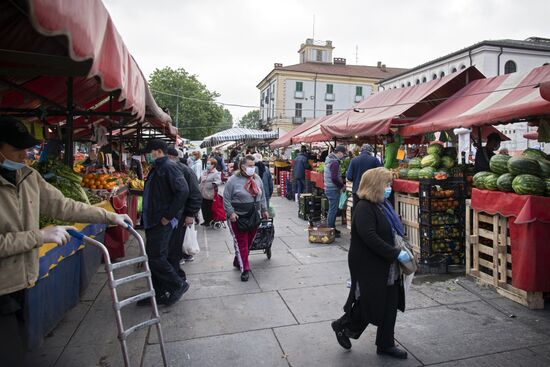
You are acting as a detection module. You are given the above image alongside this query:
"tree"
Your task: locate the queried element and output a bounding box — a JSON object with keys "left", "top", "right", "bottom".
{"left": 238, "top": 110, "right": 261, "bottom": 129}
{"left": 148, "top": 67, "right": 233, "bottom": 140}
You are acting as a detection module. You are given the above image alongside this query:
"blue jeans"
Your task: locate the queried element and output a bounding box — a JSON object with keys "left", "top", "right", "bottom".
{"left": 325, "top": 188, "right": 340, "bottom": 229}
{"left": 295, "top": 178, "right": 305, "bottom": 195}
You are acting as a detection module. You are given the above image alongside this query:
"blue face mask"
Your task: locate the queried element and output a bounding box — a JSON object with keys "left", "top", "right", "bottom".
{"left": 146, "top": 153, "right": 155, "bottom": 164}
{"left": 0, "top": 152, "right": 25, "bottom": 171}
{"left": 384, "top": 187, "right": 392, "bottom": 199}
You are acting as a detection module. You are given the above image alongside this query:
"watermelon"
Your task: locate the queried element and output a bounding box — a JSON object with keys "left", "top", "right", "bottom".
{"left": 421, "top": 154, "right": 440, "bottom": 168}
{"left": 427, "top": 143, "right": 443, "bottom": 156}
{"left": 407, "top": 168, "right": 420, "bottom": 180}
{"left": 483, "top": 173, "right": 500, "bottom": 191}
{"left": 398, "top": 168, "right": 409, "bottom": 179}
{"left": 440, "top": 156, "right": 455, "bottom": 169}
{"left": 409, "top": 157, "right": 422, "bottom": 169}
{"left": 537, "top": 159, "right": 550, "bottom": 179}
{"left": 507, "top": 157, "right": 542, "bottom": 177}
{"left": 512, "top": 174, "right": 546, "bottom": 196}
{"left": 442, "top": 147, "right": 458, "bottom": 160}
{"left": 522, "top": 148, "right": 547, "bottom": 160}
{"left": 418, "top": 167, "right": 436, "bottom": 179}
{"left": 473, "top": 171, "right": 493, "bottom": 189}
{"left": 496, "top": 173, "right": 514, "bottom": 192}
{"left": 489, "top": 154, "right": 511, "bottom": 175}
{"left": 545, "top": 178, "right": 550, "bottom": 196}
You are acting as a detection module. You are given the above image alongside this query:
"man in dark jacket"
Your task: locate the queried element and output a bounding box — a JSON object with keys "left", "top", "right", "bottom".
{"left": 324, "top": 145, "right": 347, "bottom": 237}
{"left": 166, "top": 147, "right": 202, "bottom": 279}
{"left": 474, "top": 133, "right": 501, "bottom": 173}
{"left": 140, "top": 139, "right": 190, "bottom": 306}
{"left": 213, "top": 151, "right": 226, "bottom": 172}
{"left": 293, "top": 146, "right": 311, "bottom": 197}
{"left": 346, "top": 144, "right": 382, "bottom": 209}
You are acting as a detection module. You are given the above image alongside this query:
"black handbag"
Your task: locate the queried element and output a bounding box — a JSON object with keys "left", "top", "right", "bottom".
{"left": 236, "top": 197, "right": 261, "bottom": 232}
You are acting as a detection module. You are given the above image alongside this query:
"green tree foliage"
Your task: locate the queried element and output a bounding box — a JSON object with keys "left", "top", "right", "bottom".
{"left": 149, "top": 67, "right": 233, "bottom": 140}
{"left": 238, "top": 110, "right": 261, "bottom": 129}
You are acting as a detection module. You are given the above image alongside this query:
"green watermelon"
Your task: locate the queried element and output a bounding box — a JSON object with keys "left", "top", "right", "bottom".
{"left": 427, "top": 143, "right": 443, "bottom": 156}
{"left": 484, "top": 173, "right": 500, "bottom": 191}
{"left": 522, "top": 148, "right": 547, "bottom": 160}
{"left": 409, "top": 157, "right": 422, "bottom": 169}
{"left": 398, "top": 168, "right": 409, "bottom": 179}
{"left": 489, "top": 154, "right": 511, "bottom": 175}
{"left": 407, "top": 168, "right": 420, "bottom": 180}
{"left": 442, "top": 147, "right": 458, "bottom": 160}
{"left": 440, "top": 156, "right": 455, "bottom": 169}
{"left": 418, "top": 167, "right": 436, "bottom": 179}
{"left": 473, "top": 171, "right": 493, "bottom": 189}
{"left": 537, "top": 159, "right": 550, "bottom": 179}
{"left": 421, "top": 154, "right": 440, "bottom": 168}
{"left": 436, "top": 167, "right": 449, "bottom": 174}
{"left": 512, "top": 174, "right": 546, "bottom": 196}
{"left": 496, "top": 173, "right": 515, "bottom": 192}
{"left": 507, "top": 157, "right": 542, "bottom": 177}
{"left": 545, "top": 178, "right": 550, "bottom": 196}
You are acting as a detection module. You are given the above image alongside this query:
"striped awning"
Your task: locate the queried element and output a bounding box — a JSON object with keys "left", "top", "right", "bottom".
{"left": 201, "top": 128, "right": 278, "bottom": 148}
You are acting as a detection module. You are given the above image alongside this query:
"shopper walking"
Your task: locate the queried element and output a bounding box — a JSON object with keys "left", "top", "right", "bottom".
{"left": 331, "top": 167, "right": 410, "bottom": 359}
{"left": 255, "top": 156, "right": 274, "bottom": 209}
{"left": 223, "top": 155, "right": 268, "bottom": 282}
{"left": 199, "top": 158, "right": 222, "bottom": 225}
{"left": 324, "top": 145, "right": 347, "bottom": 237}
{"left": 188, "top": 151, "right": 203, "bottom": 180}
{"left": 201, "top": 152, "right": 208, "bottom": 170}
{"left": 140, "top": 139, "right": 190, "bottom": 307}
{"left": 293, "top": 146, "right": 310, "bottom": 197}
{"left": 346, "top": 144, "right": 382, "bottom": 210}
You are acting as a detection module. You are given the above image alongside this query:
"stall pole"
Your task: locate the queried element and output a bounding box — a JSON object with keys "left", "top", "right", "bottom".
{"left": 64, "top": 77, "right": 75, "bottom": 166}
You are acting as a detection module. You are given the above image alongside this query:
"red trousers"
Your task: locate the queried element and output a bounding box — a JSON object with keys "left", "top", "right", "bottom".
{"left": 229, "top": 221, "right": 257, "bottom": 272}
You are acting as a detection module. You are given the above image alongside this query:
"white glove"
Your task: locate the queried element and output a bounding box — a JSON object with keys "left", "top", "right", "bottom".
{"left": 40, "top": 226, "right": 76, "bottom": 246}
{"left": 112, "top": 214, "right": 133, "bottom": 227}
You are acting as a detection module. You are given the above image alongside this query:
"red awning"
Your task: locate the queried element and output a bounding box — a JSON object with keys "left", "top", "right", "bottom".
{"left": 524, "top": 131, "right": 538, "bottom": 140}
{"left": 292, "top": 113, "right": 340, "bottom": 143}
{"left": 270, "top": 115, "right": 332, "bottom": 147}
{"left": 400, "top": 65, "right": 550, "bottom": 137}
{"left": 320, "top": 67, "right": 485, "bottom": 139}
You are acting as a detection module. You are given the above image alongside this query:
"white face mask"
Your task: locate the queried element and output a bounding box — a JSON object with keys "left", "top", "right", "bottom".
{"left": 245, "top": 167, "right": 256, "bottom": 176}
{"left": 206, "top": 163, "right": 212, "bottom": 169}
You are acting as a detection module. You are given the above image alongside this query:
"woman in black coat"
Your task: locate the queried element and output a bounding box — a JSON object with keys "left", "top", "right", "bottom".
{"left": 331, "top": 167, "right": 411, "bottom": 359}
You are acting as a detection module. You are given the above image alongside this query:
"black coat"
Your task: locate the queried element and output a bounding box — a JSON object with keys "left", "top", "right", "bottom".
{"left": 176, "top": 162, "right": 203, "bottom": 218}
{"left": 344, "top": 199, "right": 405, "bottom": 326}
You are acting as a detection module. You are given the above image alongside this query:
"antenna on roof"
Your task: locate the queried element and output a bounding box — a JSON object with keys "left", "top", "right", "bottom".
{"left": 355, "top": 45, "right": 359, "bottom": 65}
{"left": 312, "top": 14, "right": 315, "bottom": 40}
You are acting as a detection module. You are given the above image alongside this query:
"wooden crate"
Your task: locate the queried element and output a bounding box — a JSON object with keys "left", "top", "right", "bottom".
{"left": 394, "top": 193, "right": 420, "bottom": 258}
{"left": 465, "top": 200, "right": 545, "bottom": 309}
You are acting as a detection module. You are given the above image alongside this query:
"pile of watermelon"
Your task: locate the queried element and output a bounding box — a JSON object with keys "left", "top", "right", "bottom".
{"left": 473, "top": 148, "right": 550, "bottom": 196}
{"left": 399, "top": 143, "right": 457, "bottom": 180}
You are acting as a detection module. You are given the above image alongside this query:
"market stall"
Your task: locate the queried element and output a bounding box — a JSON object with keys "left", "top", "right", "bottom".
{"left": 200, "top": 127, "right": 278, "bottom": 148}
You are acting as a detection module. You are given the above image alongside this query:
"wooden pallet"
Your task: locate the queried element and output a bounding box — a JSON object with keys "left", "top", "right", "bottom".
{"left": 394, "top": 193, "right": 420, "bottom": 258}
{"left": 465, "top": 200, "right": 545, "bottom": 309}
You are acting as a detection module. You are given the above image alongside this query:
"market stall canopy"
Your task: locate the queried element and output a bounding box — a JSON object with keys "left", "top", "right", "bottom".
{"left": 524, "top": 131, "right": 538, "bottom": 140}
{"left": 270, "top": 115, "right": 332, "bottom": 148}
{"left": 400, "top": 65, "right": 550, "bottom": 137}
{"left": 212, "top": 141, "right": 237, "bottom": 151}
{"left": 0, "top": 0, "right": 175, "bottom": 139}
{"left": 200, "top": 127, "right": 278, "bottom": 148}
{"left": 291, "top": 113, "right": 340, "bottom": 143}
{"left": 320, "top": 66, "right": 485, "bottom": 139}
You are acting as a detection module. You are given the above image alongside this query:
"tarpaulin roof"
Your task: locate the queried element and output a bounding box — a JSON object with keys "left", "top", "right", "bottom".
{"left": 0, "top": 0, "right": 176, "bottom": 139}
{"left": 201, "top": 127, "right": 278, "bottom": 148}
{"left": 270, "top": 115, "right": 332, "bottom": 148}
{"left": 320, "top": 66, "right": 485, "bottom": 139}
{"left": 400, "top": 65, "right": 550, "bottom": 137}
{"left": 291, "top": 114, "right": 340, "bottom": 143}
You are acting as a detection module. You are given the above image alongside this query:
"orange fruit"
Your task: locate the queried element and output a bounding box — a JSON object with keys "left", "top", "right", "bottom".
{"left": 90, "top": 185, "right": 97, "bottom": 190}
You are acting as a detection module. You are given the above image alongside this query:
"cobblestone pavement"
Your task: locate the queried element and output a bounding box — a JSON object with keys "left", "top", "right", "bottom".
{"left": 26, "top": 195, "right": 550, "bottom": 367}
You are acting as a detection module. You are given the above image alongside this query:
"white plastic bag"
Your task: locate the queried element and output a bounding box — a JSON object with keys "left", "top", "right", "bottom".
{"left": 404, "top": 272, "right": 414, "bottom": 295}
{"left": 182, "top": 224, "right": 200, "bottom": 256}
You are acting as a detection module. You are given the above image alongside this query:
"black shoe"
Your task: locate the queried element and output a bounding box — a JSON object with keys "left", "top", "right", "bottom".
{"left": 137, "top": 291, "right": 169, "bottom": 307}
{"left": 241, "top": 271, "right": 249, "bottom": 282}
{"left": 164, "top": 282, "right": 190, "bottom": 307}
{"left": 200, "top": 222, "right": 208, "bottom": 226}
{"left": 377, "top": 346, "right": 408, "bottom": 359}
{"left": 182, "top": 254, "right": 194, "bottom": 262}
{"left": 334, "top": 229, "right": 341, "bottom": 238}
{"left": 331, "top": 320, "right": 351, "bottom": 350}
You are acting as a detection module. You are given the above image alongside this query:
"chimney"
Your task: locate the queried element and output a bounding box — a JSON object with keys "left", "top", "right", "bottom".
{"left": 274, "top": 63, "right": 283, "bottom": 68}
{"left": 377, "top": 61, "right": 382, "bottom": 68}
{"left": 381, "top": 64, "right": 387, "bottom": 72}
{"left": 333, "top": 57, "right": 346, "bottom": 65}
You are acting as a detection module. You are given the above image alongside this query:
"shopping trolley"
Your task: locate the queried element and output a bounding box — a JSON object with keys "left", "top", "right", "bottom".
{"left": 68, "top": 226, "right": 167, "bottom": 367}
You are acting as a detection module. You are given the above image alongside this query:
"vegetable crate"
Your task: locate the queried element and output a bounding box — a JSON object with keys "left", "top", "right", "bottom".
{"left": 308, "top": 226, "right": 335, "bottom": 244}
{"left": 346, "top": 181, "right": 353, "bottom": 230}
{"left": 394, "top": 193, "right": 420, "bottom": 259}
{"left": 298, "top": 194, "right": 323, "bottom": 221}
{"left": 465, "top": 200, "right": 545, "bottom": 309}
{"left": 304, "top": 179, "right": 314, "bottom": 194}
{"left": 418, "top": 178, "right": 466, "bottom": 268}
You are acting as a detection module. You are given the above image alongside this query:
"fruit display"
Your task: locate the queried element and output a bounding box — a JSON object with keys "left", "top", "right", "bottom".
{"left": 398, "top": 168, "right": 409, "bottom": 179}
{"left": 546, "top": 178, "right": 550, "bottom": 195}
{"left": 507, "top": 156, "right": 541, "bottom": 177}
{"left": 421, "top": 154, "right": 440, "bottom": 168}
{"left": 431, "top": 189, "right": 455, "bottom": 198}
{"left": 404, "top": 144, "right": 459, "bottom": 182}
{"left": 483, "top": 172, "right": 500, "bottom": 191}
{"left": 512, "top": 174, "right": 546, "bottom": 196}
{"left": 418, "top": 166, "right": 436, "bottom": 179}
{"left": 409, "top": 157, "right": 422, "bottom": 169}
{"left": 489, "top": 154, "right": 510, "bottom": 174}
{"left": 522, "top": 148, "right": 547, "bottom": 160}
{"left": 421, "top": 212, "right": 459, "bottom": 225}
{"left": 496, "top": 173, "right": 514, "bottom": 192}
{"left": 82, "top": 173, "right": 118, "bottom": 190}
{"left": 129, "top": 178, "right": 145, "bottom": 190}
{"left": 407, "top": 168, "right": 420, "bottom": 180}
{"left": 33, "top": 159, "right": 90, "bottom": 204}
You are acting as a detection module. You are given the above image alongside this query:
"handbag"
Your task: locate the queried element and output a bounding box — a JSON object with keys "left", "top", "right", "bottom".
{"left": 236, "top": 196, "right": 261, "bottom": 232}
{"left": 338, "top": 191, "right": 349, "bottom": 210}
{"left": 394, "top": 233, "right": 418, "bottom": 275}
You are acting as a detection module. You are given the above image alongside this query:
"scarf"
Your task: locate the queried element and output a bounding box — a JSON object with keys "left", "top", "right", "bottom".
{"left": 378, "top": 199, "right": 405, "bottom": 237}
{"left": 243, "top": 173, "right": 260, "bottom": 198}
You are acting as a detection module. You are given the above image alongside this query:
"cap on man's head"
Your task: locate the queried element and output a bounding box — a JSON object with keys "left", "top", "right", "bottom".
{"left": 487, "top": 132, "right": 502, "bottom": 142}
{"left": 300, "top": 145, "right": 308, "bottom": 153}
{"left": 167, "top": 146, "right": 179, "bottom": 157}
{"left": 361, "top": 144, "right": 374, "bottom": 154}
{"left": 334, "top": 145, "right": 347, "bottom": 154}
{"left": 143, "top": 139, "right": 167, "bottom": 154}
{"left": 0, "top": 116, "right": 40, "bottom": 149}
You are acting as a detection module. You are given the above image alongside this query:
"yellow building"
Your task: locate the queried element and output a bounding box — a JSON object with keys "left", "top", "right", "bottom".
{"left": 256, "top": 39, "right": 407, "bottom": 134}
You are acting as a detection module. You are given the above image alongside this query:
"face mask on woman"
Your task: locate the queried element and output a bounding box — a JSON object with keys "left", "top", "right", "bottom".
{"left": 243, "top": 166, "right": 256, "bottom": 177}
{"left": 0, "top": 152, "right": 25, "bottom": 171}
{"left": 206, "top": 163, "right": 212, "bottom": 170}
{"left": 384, "top": 186, "right": 392, "bottom": 199}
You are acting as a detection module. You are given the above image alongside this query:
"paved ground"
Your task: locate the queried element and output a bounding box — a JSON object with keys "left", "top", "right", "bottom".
{"left": 26, "top": 195, "right": 550, "bottom": 367}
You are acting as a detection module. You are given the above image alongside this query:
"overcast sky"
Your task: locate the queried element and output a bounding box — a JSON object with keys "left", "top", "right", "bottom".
{"left": 103, "top": 0, "right": 550, "bottom": 122}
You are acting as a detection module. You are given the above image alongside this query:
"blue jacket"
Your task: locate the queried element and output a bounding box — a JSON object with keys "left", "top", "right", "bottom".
{"left": 324, "top": 153, "right": 343, "bottom": 191}
{"left": 142, "top": 156, "right": 189, "bottom": 229}
{"left": 293, "top": 153, "right": 310, "bottom": 180}
{"left": 346, "top": 152, "right": 382, "bottom": 193}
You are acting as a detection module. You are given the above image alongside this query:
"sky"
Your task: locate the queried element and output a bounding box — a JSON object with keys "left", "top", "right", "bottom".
{"left": 103, "top": 0, "right": 550, "bottom": 123}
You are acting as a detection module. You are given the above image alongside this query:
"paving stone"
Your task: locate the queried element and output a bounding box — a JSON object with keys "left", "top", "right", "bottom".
{"left": 149, "top": 291, "right": 297, "bottom": 342}
{"left": 395, "top": 301, "right": 550, "bottom": 365}
{"left": 432, "top": 348, "right": 550, "bottom": 367}
{"left": 413, "top": 279, "right": 481, "bottom": 305}
{"left": 274, "top": 321, "right": 422, "bottom": 367}
{"left": 183, "top": 252, "right": 243, "bottom": 275}
{"left": 40, "top": 301, "right": 92, "bottom": 348}
{"left": 23, "top": 346, "right": 62, "bottom": 367}
{"left": 184, "top": 271, "right": 261, "bottom": 300}
{"left": 529, "top": 343, "right": 550, "bottom": 361}
{"left": 405, "top": 289, "right": 441, "bottom": 310}
{"left": 454, "top": 276, "right": 502, "bottom": 300}
{"left": 142, "top": 329, "right": 288, "bottom": 367}
{"left": 279, "top": 284, "right": 349, "bottom": 323}
{"left": 248, "top": 250, "right": 302, "bottom": 268}
{"left": 253, "top": 261, "right": 349, "bottom": 291}
{"left": 488, "top": 297, "right": 550, "bottom": 337}
{"left": 289, "top": 246, "right": 348, "bottom": 264}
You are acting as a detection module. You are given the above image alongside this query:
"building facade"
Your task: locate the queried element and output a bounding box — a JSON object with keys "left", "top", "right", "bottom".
{"left": 257, "top": 39, "right": 407, "bottom": 134}
{"left": 378, "top": 37, "right": 550, "bottom": 153}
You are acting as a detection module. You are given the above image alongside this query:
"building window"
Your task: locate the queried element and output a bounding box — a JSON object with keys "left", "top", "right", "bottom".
{"left": 355, "top": 86, "right": 363, "bottom": 96}
{"left": 460, "top": 64, "right": 466, "bottom": 70}
{"left": 295, "top": 103, "right": 302, "bottom": 118}
{"left": 296, "top": 81, "right": 303, "bottom": 92}
{"left": 401, "top": 83, "right": 405, "bottom": 88}
{"left": 326, "top": 104, "right": 333, "bottom": 115}
{"left": 440, "top": 71, "right": 445, "bottom": 78}
{"left": 316, "top": 50, "right": 323, "bottom": 62}
{"left": 406, "top": 81, "right": 411, "bottom": 87}
{"left": 415, "top": 79, "right": 420, "bottom": 85}
{"left": 432, "top": 74, "right": 437, "bottom": 80}
{"left": 504, "top": 60, "right": 517, "bottom": 74}
{"left": 451, "top": 67, "right": 457, "bottom": 73}
{"left": 326, "top": 84, "right": 333, "bottom": 94}
{"left": 543, "top": 63, "right": 549, "bottom": 66}
{"left": 261, "top": 92, "right": 265, "bottom": 106}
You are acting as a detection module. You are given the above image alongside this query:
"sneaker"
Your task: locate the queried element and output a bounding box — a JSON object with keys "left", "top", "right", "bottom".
{"left": 241, "top": 271, "right": 249, "bottom": 282}
{"left": 137, "top": 291, "right": 169, "bottom": 307}
{"left": 334, "top": 229, "right": 342, "bottom": 238}
{"left": 331, "top": 320, "right": 351, "bottom": 350}
{"left": 376, "top": 346, "right": 408, "bottom": 359}
{"left": 182, "top": 254, "right": 194, "bottom": 262}
{"left": 164, "top": 282, "right": 190, "bottom": 307}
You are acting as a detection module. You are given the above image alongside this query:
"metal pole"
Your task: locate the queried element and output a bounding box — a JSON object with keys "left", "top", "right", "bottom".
{"left": 175, "top": 95, "right": 179, "bottom": 131}
{"left": 64, "top": 77, "right": 74, "bottom": 166}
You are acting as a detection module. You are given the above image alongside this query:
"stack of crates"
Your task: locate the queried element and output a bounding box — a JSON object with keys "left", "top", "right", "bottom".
{"left": 279, "top": 171, "right": 290, "bottom": 198}
{"left": 418, "top": 178, "right": 466, "bottom": 269}
{"left": 304, "top": 179, "right": 314, "bottom": 194}
{"left": 299, "top": 193, "right": 323, "bottom": 221}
